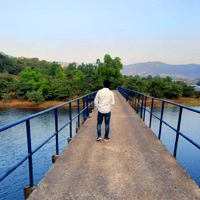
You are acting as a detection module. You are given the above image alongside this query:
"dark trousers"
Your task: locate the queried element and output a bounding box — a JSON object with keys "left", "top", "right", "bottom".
{"left": 97, "top": 111, "right": 111, "bottom": 138}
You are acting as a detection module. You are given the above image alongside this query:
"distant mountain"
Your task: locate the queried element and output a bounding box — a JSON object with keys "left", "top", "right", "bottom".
{"left": 122, "top": 62, "right": 200, "bottom": 80}
{"left": 0, "top": 51, "right": 14, "bottom": 58}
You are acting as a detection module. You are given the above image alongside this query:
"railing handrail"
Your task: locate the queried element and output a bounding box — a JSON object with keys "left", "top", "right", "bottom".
{"left": 122, "top": 88, "right": 200, "bottom": 114}
{"left": 0, "top": 91, "right": 97, "bottom": 187}
{"left": 118, "top": 87, "right": 200, "bottom": 158}
{"left": 0, "top": 91, "right": 96, "bottom": 132}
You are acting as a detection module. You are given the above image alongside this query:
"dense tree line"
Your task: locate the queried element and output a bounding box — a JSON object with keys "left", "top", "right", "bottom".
{"left": 122, "top": 75, "right": 196, "bottom": 99}
{"left": 0, "top": 54, "right": 123, "bottom": 103}
{"left": 0, "top": 53, "right": 197, "bottom": 104}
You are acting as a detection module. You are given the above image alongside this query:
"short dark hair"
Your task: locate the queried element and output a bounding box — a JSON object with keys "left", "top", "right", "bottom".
{"left": 103, "top": 80, "right": 111, "bottom": 88}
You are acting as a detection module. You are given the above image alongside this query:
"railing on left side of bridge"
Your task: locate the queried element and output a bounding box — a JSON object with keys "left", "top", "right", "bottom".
{"left": 0, "top": 91, "right": 97, "bottom": 198}
{"left": 118, "top": 87, "right": 200, "bottom": 158}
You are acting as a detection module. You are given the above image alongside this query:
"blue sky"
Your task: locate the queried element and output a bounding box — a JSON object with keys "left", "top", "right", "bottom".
{"left": 0, "top": 0, "right": 200, "bottom": 65}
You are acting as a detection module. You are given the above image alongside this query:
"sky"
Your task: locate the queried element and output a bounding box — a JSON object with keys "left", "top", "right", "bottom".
{"left": 0, "top": 0, "right": 200, "bottom": 65}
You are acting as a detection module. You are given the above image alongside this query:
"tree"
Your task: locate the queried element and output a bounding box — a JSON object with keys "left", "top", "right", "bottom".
{"left": 176, "top": 81, "right": 195, "bottom": 97}
{"left": 96, "top": 54, "right": 123, "bottom": 89}
{"left": 15, "top": 67, "right": 41, "bottom": 99}
{"left": 0, "top": 72, "right": 15, "bottom": 94}
{"left": 163, "top": 76, "right": 172, "bottom": 83}
{"left": 72, "top": 70, "right": 85, "bottom": 94}
{"left": 48, "top": 79, "right": 72, "bottom": 100}
{"left": 149, "top": 77, "right": 164, "bottom": 98}
{"left": 26, "top": 91, "right": 44, "bottom": 104}
{"left": 146, "top": 75, "right": 153, "bottom": 82}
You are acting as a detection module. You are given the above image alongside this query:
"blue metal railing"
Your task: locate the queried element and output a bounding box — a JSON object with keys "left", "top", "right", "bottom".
{"left": 118, "top": 87, "right": 200, "bottom": 158}
{"left": 0, "top": 91, "right": 97, "bottom": 187}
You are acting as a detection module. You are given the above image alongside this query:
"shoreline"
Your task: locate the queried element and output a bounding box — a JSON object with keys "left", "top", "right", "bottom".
{"left": 0, "top": 100, "right": 79, "bottom": 110}
{"left": 0, "top": 97, "right": 200, "bottom": 109}
{"left": 145, "top": 97, "right": 200, "bottom": 107}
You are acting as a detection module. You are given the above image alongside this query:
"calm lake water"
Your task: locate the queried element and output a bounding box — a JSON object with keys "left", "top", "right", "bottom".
{"left": 142, "top": 106, "right": 200, "bottom": 188}
{"left": 0, "top": 106, "right": 200, "bottom": 199}
{"left": 0, "top": 107, "right": 84, "bottom": 200}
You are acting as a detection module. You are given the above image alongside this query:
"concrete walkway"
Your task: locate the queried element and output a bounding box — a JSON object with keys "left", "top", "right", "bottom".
{"left": 28, "top": 91, "right": 199, "bottom": 200}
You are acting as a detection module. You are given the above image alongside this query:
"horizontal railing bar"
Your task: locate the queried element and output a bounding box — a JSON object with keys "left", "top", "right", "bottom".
{"left": 79, "top": 109, "right": 86, "bottom": 114}
{"left": 1, "top": 129, "right": 61, "bottom": 182}
{"left": 71, "top": 113, "right": 79, "bottom": 121}
{"left": 124, "top": 89, "right": 200, "bottom": 114}
{"left": 0, "top": 91, "right": 97, "bottom": 132}
{"left": 179, "top": 132, "right": 200, "bottom": 149}
{"left": 57, "top": 121, "right": 70, "bottom": 133}
{"left": 0, "top": 91, "right": 97, "bottom": 187}
{"left": 0, "top": 105, "right": 94, "bottom": 181}
{"left": 0, "top": 153, "right": 31, "bottom": 182}
{"left": 119, "top": 87, "right": 200, "bottom": 153}
{"left": 161, "top": 120, "right": 177, "bottom": 132}
{"left": 151, "top": 112, "right": 161, "bottom": 121}
{"left": 32, "top": 132, "right": 58, "bottom": 155}
{"left": 142, "top": 107, "right": 200, "bottom": 149}
{"left": 144, "top": 107, "right": 180, "bottom": 133}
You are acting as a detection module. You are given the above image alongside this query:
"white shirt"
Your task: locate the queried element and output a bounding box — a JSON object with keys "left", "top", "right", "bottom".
{"left": 94, "top": 88, "right": 115, "bottom": 113}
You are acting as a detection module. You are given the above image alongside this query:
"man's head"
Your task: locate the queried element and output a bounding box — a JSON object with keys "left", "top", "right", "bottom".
{"left": 104, "top": 80, "right": 111, "bottom": 88}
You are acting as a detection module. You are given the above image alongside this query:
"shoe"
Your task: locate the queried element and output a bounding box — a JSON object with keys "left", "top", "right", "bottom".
{"left": 104, "top": 137, "right": 110, "bottom": 141}
{"left": 96, "top": 137, "right": 102, "bottom": 141}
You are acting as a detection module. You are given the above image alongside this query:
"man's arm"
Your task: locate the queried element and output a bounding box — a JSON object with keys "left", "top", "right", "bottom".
{"left": 111, "top": 92, "right": 115, "bottom": 109}
{"left": 94, "top": 92, "right": 99, "bottom": 108}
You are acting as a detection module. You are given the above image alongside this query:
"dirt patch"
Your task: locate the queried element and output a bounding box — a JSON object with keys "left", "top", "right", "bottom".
{"left": 0, "top": 100, "right": 79, "bottom": 109}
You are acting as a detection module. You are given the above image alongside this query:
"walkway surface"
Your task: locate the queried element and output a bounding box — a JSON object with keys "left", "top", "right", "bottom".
{"left": 28, "top": 91, "right": 200, "bottom": 200}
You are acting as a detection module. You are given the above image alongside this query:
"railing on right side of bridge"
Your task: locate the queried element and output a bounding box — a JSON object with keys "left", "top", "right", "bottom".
{"left": 118, "top": 87, "right": 200, "bottom": 158}
{"left": 0, "top": 91, "right": 97, "bottom": 194}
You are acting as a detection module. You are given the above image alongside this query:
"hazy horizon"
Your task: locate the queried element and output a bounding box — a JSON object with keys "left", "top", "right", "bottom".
{"left": 1, "top": 50, "right": 200, "bottom": 66}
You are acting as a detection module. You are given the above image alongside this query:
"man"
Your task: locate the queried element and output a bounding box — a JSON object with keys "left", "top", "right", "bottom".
{"left": 94, "top": 80, "right": 115, "bottom": 141}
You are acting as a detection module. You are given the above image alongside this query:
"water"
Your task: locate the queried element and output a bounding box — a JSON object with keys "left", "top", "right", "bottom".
{"left": 0, "top": 108, "right": 84, "bottom": 200}
{"left": 142, "top": 106, "right": 200, "bottom": 187}
{"left": 1, "top": 106, "right": 200, "bottom": 199}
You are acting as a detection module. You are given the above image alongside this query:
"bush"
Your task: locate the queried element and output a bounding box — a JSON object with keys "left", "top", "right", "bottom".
{"left": 1, "top": 93, "right": 11, "bottom": 103}
{"left": 195, "top": 91, "right": 200, "bottom": 98}
{"left": 26, "top": 91, "right": 44, "bottom": 104}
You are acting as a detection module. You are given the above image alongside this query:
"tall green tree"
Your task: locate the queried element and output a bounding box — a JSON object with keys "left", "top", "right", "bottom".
{"left": 96, "top": 54, "right": 123, "bottom": 89}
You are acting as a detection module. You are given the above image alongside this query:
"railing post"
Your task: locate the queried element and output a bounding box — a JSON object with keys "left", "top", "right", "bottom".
{"left": 149, "top": 99, "right": 154, "bottom": 128}
{"left": 126, "top": 90, "right": 129, "bottom": 101}
{"left": 131, "top": 91, "right": 134, "bottom": 108}
{"left": 86, "top": 95, "right": 89, "bottom": 118}
{"left": 77, "top": 99, "right": 80, "bottom": 128}
{"left": 173, "top": 107, "right": 183, "bottom": 158}
{"left": 54, "top": 108, "right": 59, "bottom": 155}
{"left": 69, "top": 102, "right": 72, "bottom": 138}
{"left": 143, "top": 96, "right": 147, "bottom": 122}
{"left": 137, "top": 94, "right": 140, "bottom": 114}
{"left": 140, "top": 95, "right": 144, "bottom": 119}
{"left": 158, "top": 101, "right": 165, "bottom": 140}
{"left": 83, "top": 97, "right": 85, "bottom": 121}
{"left": 26, "top": 119, "right": 33, "bottom": 187}
{"left": 134, "top": 92, "right": 137, "bottom": 111}
{"left": 92, "top": 94, "right": 94, "bottom": 109}
{"left": 90, "top": 94, "right": 92, "bottom": 113}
